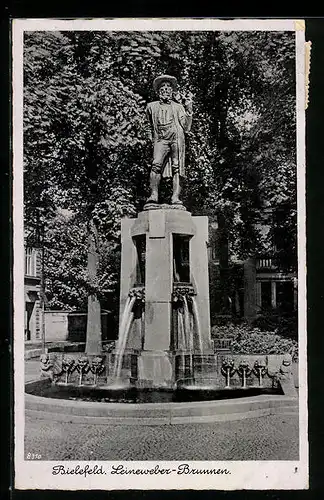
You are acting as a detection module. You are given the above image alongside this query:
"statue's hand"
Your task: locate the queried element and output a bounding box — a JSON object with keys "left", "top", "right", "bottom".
{"left": 184, "top": 94, "right": 193, "bottom": 114}
{"left": 174, "top": 91, "right": 181, "bottom": 102}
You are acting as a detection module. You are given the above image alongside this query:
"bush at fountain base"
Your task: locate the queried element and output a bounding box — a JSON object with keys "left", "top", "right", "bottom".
{"left": 211, "top": 323, "right": 298, "bottom": 361}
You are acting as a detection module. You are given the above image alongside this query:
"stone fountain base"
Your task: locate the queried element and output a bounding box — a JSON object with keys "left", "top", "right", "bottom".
{"left": 137, "top": 351, "right": 173, "bottom": 388}
{"left": 39, "top": 350, "right": 297, "bottom": 396}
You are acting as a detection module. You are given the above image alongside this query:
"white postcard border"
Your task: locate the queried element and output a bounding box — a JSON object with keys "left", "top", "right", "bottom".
{"left": 13, "top": 18, "right": 308, "bottom": 490}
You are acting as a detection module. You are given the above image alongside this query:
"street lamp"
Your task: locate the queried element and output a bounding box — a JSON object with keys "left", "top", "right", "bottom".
{"left": 34, "top": 207, "right": 46, "bottom": 353}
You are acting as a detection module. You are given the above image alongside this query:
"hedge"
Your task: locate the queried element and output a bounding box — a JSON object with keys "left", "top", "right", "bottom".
{"left": 211, "top": 323, "right": 298, "bottom": 361}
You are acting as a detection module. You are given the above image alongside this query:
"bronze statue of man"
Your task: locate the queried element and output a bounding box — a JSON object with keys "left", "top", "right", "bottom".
{"left": 144, "top": 75, "right": 193, "bottom": 206}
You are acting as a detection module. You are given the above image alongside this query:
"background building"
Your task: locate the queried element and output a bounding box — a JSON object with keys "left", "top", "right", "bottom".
{"left": 24, "top": 247, "right": 41, "bottom": 341}
{"left": 208, "top": 214, "right": 297, "bottom": 324}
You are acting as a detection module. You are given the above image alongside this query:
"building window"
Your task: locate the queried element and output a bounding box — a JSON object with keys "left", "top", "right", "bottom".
{"left": 261, "top": 281, "right": 272, "bottom": 311}
{"left": 258, "top": 280, "right": 295, "bottom": 312}
{"left": 25, "top": 248, "right": 36, "bottom": 276}
{"left": 276, "top": 281, "right": 294, "bottom": 312}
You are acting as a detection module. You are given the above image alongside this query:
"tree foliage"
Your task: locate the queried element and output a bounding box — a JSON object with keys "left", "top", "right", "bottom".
{"left": 23, "top": 30, "right": 297, "bottom": 312}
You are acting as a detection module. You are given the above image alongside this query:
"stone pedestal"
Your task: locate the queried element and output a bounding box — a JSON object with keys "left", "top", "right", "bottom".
{"left": 144, "top": 211, "right": 172, "bottom": 351}
{"left": 119, "top": 207, "right": 212, "bottom": 388}
{"left": 189, "top": 216, "right": 213, "bottom": 352}
{"left": 137, "top": 351, "right": 173, "bottom": 388}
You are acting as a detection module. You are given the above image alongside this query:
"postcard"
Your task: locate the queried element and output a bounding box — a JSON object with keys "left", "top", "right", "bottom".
{"left": 13, "top": 18, "right": 308, "bottom": 490}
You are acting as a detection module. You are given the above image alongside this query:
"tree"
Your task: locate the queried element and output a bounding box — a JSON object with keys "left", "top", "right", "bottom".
{"left": 23, "top": 30, "right": 297, "bottom": 340}
{"left": 24, "top": 31, "right": 152, "bottom": 351}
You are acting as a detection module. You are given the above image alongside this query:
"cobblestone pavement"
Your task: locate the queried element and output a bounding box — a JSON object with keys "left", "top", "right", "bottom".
{"left": 25, "top": 414, "right": 299, "bottom": 461}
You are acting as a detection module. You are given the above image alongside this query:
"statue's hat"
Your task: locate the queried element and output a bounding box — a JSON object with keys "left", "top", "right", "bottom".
{"left": 153, "top": 74, "right": 178, "bottom": 93}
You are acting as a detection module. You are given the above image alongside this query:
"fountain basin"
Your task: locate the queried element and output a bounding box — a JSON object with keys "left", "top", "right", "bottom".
{"left": 25, "top": 378, "right": 297, "bottom": 425}
{"left": 26, "top": 377, "right": 282, "bottom": 404}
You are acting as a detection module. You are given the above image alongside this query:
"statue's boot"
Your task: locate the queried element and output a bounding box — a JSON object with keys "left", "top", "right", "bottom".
{"left": 146, "top": 171, "right": 161, "bottom": 204}
{"left": 171, "top": 173, "right": 182, "bottom": 205}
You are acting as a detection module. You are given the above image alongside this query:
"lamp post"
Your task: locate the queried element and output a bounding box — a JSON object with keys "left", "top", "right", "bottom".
{"left": 40, "top": 227, "right": 46, "bottom": 353}
{"left": 35, "top": 207, "right": 46, "bottom": 353}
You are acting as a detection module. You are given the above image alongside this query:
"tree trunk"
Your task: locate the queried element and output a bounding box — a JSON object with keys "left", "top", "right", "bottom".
{"left": 243, "top": 258, "right": 257, "bottom": 322}
{"left": 85, "top": 219, "right": 102, "bottom": 355}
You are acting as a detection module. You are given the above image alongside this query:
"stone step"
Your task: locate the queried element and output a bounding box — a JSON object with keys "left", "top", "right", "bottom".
{"left": 25, "top": 390, "right": 298, "bottom": 425}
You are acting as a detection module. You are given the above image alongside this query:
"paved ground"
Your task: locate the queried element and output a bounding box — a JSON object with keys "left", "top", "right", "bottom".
{"left": 25, "top": 413, "right": 299, "bottom": 461}
{"left": 24, "top": 358, "right": 299, "bottom": 461}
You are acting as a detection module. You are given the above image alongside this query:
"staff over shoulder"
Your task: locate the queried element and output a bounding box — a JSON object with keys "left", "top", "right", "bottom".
{"left": 144, "top": 74, "right": 193, "bottom": 209}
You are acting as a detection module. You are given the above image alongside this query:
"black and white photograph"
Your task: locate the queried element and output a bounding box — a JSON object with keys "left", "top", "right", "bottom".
{"left": 13, "top": 18, "right": 307, "bottom": 490}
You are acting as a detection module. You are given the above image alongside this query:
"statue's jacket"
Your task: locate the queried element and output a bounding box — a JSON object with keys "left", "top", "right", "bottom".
{"left": 145, "top": 100, "right": 192, "bottom": 178}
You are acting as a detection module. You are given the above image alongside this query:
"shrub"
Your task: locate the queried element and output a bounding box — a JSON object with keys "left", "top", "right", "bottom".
{"left": 211, "top": 323, "right": 298, "bottom": 361}
{"left": 252, "top": 310, "right": 298, "bottom": 340}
